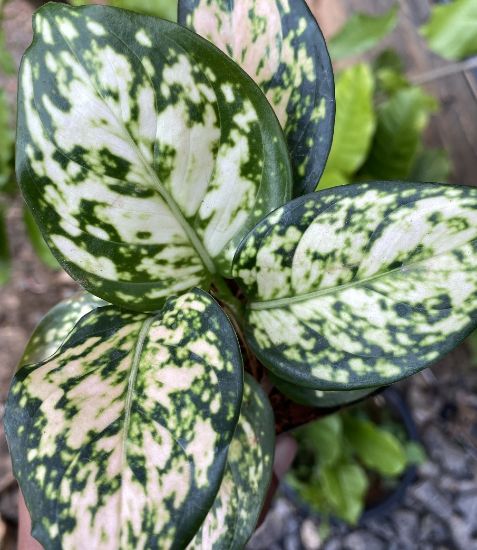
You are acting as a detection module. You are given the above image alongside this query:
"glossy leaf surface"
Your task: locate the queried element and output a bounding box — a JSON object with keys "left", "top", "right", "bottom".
{"left": 179, "top": 0, "right": 335, "bottom": 196}
{"left": 21, "top": 292, "right": 106, "bottom": 365}
{"left": 17, "top": 3, "right": 291, "bottom": 311}
{"left": 234, "top": 182, "right": 477, "bottom": 390}
{"left": 5, "top": 289, "right": 243, "bottom": 549}
{"left": 189, "top": 374, "right": 274, "bottom": 549}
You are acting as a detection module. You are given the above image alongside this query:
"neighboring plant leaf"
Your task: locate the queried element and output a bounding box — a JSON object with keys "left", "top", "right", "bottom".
{"left": 0, "top": 27, "right": 15, "bottom": 75}
{"left": 270, "top": 372, "right": 375, "bottom": 408}
{"left": 328, "top": 5, "right": 398, "bottom": 61}
{"left": 343, "top": 414, "right": 407, "bottom": 477}
{"left": 21, "top": 292, "right": 106, "bottom": 365}
{"left": 189, "top": 374, "right": 274, "bottom": 549}
{"left": 23, "top": 206, "right": 60, "bottom": 270}
{"left": 298, "top": 414, "right": 343, "bottom": 467}
{"left": 420, "top": 0, "right": 477, "bottom": 61}
{"left": 361, "top": 87, "right": 438, "bottom": 180}
{"left": 0, "top": 88, "right": 14, "bottom": 193}
{"left": 410, "top": 148, "right": 452, "bottom": 183}
{"left": 318, "top": 64, "right": 375, "bottom": 190}
{"left": 373, "top": 49, "right": 409, "bottom": 97}
{"left": 404, "top": 441, "right": 427, "bottom": 466}
{"left": 0, "top": 205, "right": 10, "bottom": 285}
{"left": 179, "top": 0, "right": 335, "bottom": 197}
{"left": 17, "top": 3, "right": 292, "bottom": 311}
{"left": 5, "top": 288, "right": 243, "bottom": 549}
{"left": 233, "top": 182, "right": 477, "bottom": 390}
{"left": 320, "top": 462, "right": 368, "bottom": 525}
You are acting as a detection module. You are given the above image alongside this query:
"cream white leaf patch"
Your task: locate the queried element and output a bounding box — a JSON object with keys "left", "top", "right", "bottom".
{"left": 179, "top": 0, "right": 335, "bottom": 196}
{"left": 17, "top": 3, "right": 292, "bottom": 311}
{"left": 233, "top": 182, "right": 477, "bottom": 390}
{"left": 5, "top": 289, "right": 243, "bottom": 549}
{"left": 189, "top": 374, "right": 274, "bottom": 549}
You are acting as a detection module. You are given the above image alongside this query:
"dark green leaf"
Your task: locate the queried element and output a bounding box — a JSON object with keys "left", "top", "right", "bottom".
{"left": 179, "top": 0, "right": 335, "bottom": 196}
{"left": 5, "top": 288, "right": 243, "bottom": 549}
{"left": 410, "top": 148, "right": 452, "bottom": 183}
{"left": 318, "top": 64, "right": 375, "bottom": 190}
{"left": 362, "top": 87, "right": 438, "bottom": 180}
{"left": 420, "top": 0, "right": 477, "bottom": 61}
{"left": 233, "top": 182, "right": 477, "bottom": 390}
{"left": 343, "top": 415, "right": 407, "bottom": 476}
{"left": 190, "top": 374, "right": 274, "bottom": 549}
{"left": 23, "top": 205, "right": 60, "bottom": 270}
{"left": 17, "top": 3, "right": 292, "bottom": 311}
{"left": 328, "top": 5, "right": 398, "bottom": 61}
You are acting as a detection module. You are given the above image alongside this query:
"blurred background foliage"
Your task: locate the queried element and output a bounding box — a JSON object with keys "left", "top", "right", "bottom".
{"left": 287, "top": 401, "right": 426, "bottom": 530}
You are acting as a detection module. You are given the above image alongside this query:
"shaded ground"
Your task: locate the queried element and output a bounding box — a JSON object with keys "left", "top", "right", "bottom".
{"left": 1, "top": 0, "right": 477, "bottom": 548}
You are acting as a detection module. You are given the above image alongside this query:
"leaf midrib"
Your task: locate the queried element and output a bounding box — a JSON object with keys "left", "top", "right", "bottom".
{"left": 249, "top": 242, "right": 474, "bottom": 310}
{"left": 49, "top": 12, "right": 217, "bottom": 276}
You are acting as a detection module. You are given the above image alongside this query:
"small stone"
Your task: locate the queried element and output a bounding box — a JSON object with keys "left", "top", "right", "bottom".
{"left": 418, "top": 460, "right": 439, "bottom": 479}
{"left": 323, "top": 538, "right": 341, "bottom": 550}
{"left": 419, "top": 514, "right": 450, "bottom": 544}
{"left": 343, "top": 531, "right": 385, "bottom": 550}
{"left": 284, "top": 534, "right": 302, "bottom": 550}
{"left": 423, "top": 427, "right": 471, "bottom": 479}
{"left": 449, "top": 513, "right": 477, "bottom": 549}
{"left": 412, "top": 481, "right": 451, "bottom": 520}
{"left": 393, "top": 509, "right": 418, "bottom": 545}
{"left": 300, "top": 519, "right": 321, "bottom": 550}
{"left": 365, "top": 518, "right": 395, "bottom": 540}
{"left": 455, "top": 492, "right": 477, "bottom": 524}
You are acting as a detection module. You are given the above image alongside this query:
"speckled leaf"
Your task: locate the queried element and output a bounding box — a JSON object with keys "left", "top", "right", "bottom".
{"left": 269, "top": 372, "right": 375, "bottom": 408}
{"left": 179, "top": 0, "right": 335, "bottom": 197}
{"left": 189, "top": 373, "right": 274, "bottom": 549}
{"left": 5, "top": 288, "right": 243, "bottom": 549}
{"left": 233, "top": 182, "right": 477, "bottom": 390}
{"left": 21, "top": 292, "right": 106, "bottom": 365}
{"left": 17, "top": 4, "right": 291, "bottom": 311}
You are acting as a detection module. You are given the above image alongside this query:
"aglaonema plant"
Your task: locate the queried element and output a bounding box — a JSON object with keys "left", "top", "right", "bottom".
{"left": 4, "top": 2, "right": 477, "bottom": 549}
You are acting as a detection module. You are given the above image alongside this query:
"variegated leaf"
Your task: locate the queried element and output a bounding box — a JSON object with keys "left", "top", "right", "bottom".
{"left": 5, "top": 289, "right": 243, "bottom": 549}
{"left": 179, "top": 0, "right": 335, "bottom": 197}
{"left": 189, "top": 374, "right": 274, "bottom": 550}
{"left": 233, "top": 182, "right": 477, "bottom": 390}
{"left": 22, "top": 292, "right": 106, "bottom": 365}
{"left": 17, "top": 4, "right": 292, "bottom": 311}
{"left": 269, "top": 372, "right": 375, "bottom": 408}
